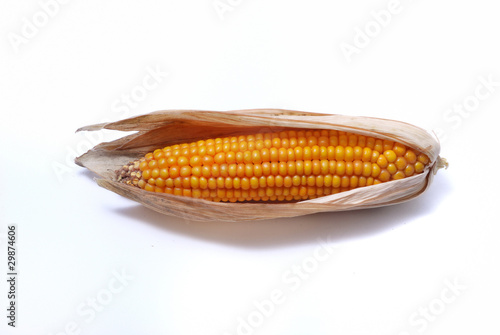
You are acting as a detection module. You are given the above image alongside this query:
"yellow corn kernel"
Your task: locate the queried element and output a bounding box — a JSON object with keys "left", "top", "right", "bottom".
{"left": 404, "top": 164, "right": 415, "bottom": 177}
{"left": 387, "top": 163, "right": 397, "bottom": 175}
{"left": 377, "top": 154, "right": 388, "bottom": 168}
{"left": 395, "top": 157, "right": 407, "bottom": 170}
{"left": 415, "top": 161, "right": 425, "bottom": 173}
{"left": 384, "top": 150, "right": 397, "bottom": 163}
{"left": 393, "top": 143, "right": 406, "bottom": 156}
{"left": 404, "top": 150, "right": 417, "bottom": 164}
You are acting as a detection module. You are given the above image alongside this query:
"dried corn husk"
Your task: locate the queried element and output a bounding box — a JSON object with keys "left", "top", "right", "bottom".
{"left": 75, "top": 109, "right": 447, "bottom": 222}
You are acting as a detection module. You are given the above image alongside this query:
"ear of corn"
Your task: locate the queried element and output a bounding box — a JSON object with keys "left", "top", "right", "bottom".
{"left": 75, "top": 109, "right": 447, "bottom": 221}
{"left": 117, "top": 129, "right": 431, "bottom": 203}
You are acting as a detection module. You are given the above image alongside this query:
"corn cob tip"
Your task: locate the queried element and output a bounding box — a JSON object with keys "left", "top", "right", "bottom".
{"left": 433, "top": 156, "right": 448, "bottom": 175}
{"left": 437, "top": 156, "right": 449, "bottom": 169}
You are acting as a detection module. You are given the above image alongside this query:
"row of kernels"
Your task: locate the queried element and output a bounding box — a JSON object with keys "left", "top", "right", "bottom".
{"left": 142, "top": 146, "right": 425, "bottom": 170}
{"left": 139, "top": 172, "right": 418, "bottom": 200}
{"left": 139, "top": 159, "right": 386, "bottom": 181}
{"left": 151, "top": 131, "right": 430, "bottom": 160}
{"left": 150, "top": 134, "right": 417, "bottom": 159}
{"left": 141, "top": 172, "right": 406, "bottom": 199}
{"left": 142, "top": 171, "right": 388, "bottom": 192}
{"left": 143, "top": 184, "right": 347, "bottom": 200}
{"left": 137, "top": 157, "right": 426, "bottom": 190}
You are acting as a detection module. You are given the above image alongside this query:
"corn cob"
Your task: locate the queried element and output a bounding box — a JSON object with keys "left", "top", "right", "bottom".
{"left": 76, "top": 109, "right": 447, "bottom": 221}
{"left": 117, "top": 129, "right": 430, "bottom": 202}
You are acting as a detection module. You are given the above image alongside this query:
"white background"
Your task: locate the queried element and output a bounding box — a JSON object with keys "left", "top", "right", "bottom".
{"left": 1, "top": 0, "right": 499, "bottom": 334}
